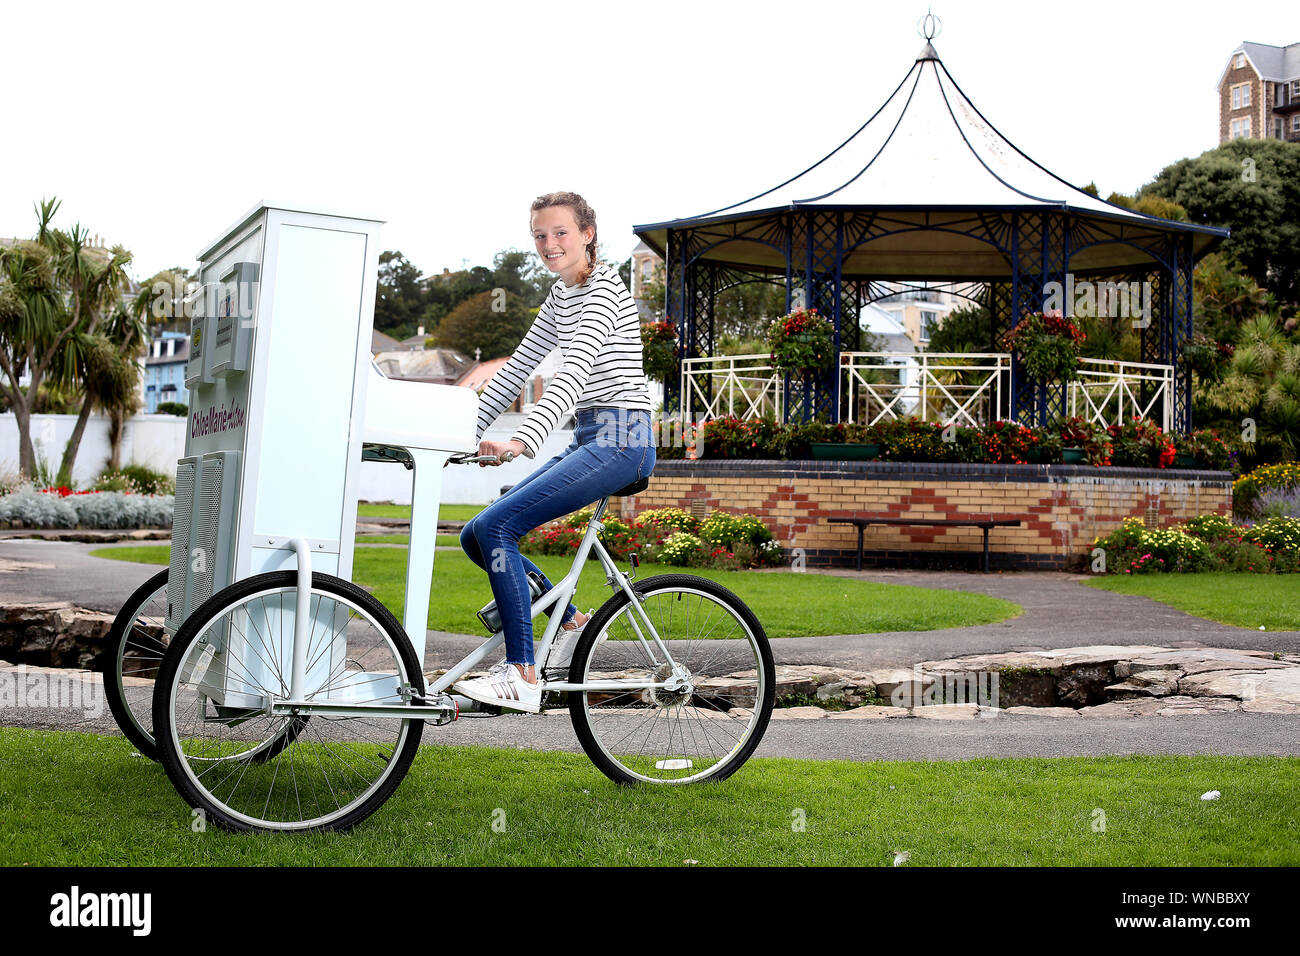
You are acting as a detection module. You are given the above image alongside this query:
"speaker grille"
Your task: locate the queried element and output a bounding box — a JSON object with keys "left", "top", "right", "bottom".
{"left": 166, "top": 460, "right": 196, "bottom": 630}
{"left": 193, "top": 456, "right": 225, "bottom": 609}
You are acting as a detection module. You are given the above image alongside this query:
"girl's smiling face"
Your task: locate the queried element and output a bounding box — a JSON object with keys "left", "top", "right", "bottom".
{"left": 532, "top": 205, "right": 594, "bottom": 285}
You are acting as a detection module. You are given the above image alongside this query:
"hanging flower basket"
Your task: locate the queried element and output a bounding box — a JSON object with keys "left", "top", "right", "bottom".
{"left": 765, "top": 308, "right": 835, "bottom": 375}
{"left": 640, "top": 320, "right": 679, "bottom": 381}
{"left": 999, "top": 310, "right": 1085, "bottom": 382}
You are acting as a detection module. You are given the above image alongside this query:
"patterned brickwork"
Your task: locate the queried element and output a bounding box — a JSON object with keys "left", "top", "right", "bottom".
{"left": 616, "top": 461, "right": 1232, "bottom": 570}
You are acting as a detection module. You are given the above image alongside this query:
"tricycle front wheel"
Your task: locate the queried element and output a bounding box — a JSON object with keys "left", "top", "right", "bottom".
{"left": 152, "top": 571, "right": 425, "bottom": 833}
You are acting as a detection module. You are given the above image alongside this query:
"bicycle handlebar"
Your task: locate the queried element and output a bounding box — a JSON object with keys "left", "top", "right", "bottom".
{"left": 445, "top": 451, "right": 516, "bottom": 467}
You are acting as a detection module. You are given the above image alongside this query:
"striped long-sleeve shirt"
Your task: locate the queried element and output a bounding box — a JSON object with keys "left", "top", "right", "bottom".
{"left": 475, "top": 261, "right": 653, "bottom": 456}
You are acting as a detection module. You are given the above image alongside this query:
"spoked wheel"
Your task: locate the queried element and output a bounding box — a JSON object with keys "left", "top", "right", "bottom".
{"left": 567, "top": 573, "right": 774, "bottom": 785}
{"left": 102, "top": 569, "right": 170, "bottom": 759}
{"left": 152, "top": 571, "right": 425, "bottom": 832}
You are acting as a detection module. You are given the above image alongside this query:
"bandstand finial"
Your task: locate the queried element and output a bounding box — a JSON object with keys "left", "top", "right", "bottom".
{"left": 915, "top": 7, "right": 941, "bottom": 60}
{"left": 917, "top": 7, "right": 942, "bottom": 41}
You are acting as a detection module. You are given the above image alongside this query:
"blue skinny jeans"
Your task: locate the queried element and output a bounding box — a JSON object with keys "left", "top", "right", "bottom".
{"left": 460, "top": 407, "right": 656, "bottom": 666}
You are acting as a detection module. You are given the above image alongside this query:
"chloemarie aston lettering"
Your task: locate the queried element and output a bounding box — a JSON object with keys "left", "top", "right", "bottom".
{"left": 190, "top": 401, "right": 246, "bottom": 438}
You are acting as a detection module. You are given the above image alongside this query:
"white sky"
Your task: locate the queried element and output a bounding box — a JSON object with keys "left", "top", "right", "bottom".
{"left": 2, "top": 0, "right": 1294, "bottom": 283}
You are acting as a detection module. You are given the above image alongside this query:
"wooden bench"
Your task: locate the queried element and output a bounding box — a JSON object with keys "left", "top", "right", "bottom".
{"left": 827, "top": 515, "right": 1023, "bottom": 573}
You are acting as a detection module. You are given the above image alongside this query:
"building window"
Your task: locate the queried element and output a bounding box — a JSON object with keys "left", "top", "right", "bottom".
{"left": 1276, "top": 118, "right": 1285, "bottom": 140}
{"left": 920, "top": 310, "right": 938, "bottom": 342}
{"left": 1231, "top": 117, "right": 1252, "bottom": 139}
{"left": 1293, "top": 80, "right": 1300, "bottom": 97}
{"left": 1293, "top": 115, "right": 1300, "bottom": 134}
{"left": 1235, "top": 53, "right": 1245, "bottom": 69}
{"left": 1231, "top": 83, "right": 1251, "bottom": 109}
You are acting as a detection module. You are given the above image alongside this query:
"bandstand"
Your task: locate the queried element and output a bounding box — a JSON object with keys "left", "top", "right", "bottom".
{"left": 633, "top": 22, "right": 1228, "bottom": 433}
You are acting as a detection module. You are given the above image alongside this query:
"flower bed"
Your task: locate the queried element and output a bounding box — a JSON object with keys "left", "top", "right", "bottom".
{"left": 519, "top": 505, "right": 782, "bottom": 570}
{"left": 659, "top": 414, "right": 1236, "bottom": 471}
{"left": 1233, "top": 461, "right": 1300, "bottom": 519}
{"left": 1092, "top": 515, "right": 1300, "bottom": 574}
{"left": 0, "top": 484, "right": 174, "bottom": 529}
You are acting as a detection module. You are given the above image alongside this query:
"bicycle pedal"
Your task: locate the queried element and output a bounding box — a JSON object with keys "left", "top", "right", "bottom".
{"left": 408, "top": 690, "right": 458, "bottom": 725}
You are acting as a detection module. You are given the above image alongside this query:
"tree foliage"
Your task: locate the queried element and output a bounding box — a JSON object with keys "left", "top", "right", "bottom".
{"left": 1197, "top": 313, "right": 1300, "bottom": 462}
{"left": 431, "top": 289, "right": 534, "bottom": 359}
{"left": 1139, "top": 139, "right": 1300, "bottom": 307}
{"left": 375, "top": 248, "right": 555, "bottom": 344}
{"left": 0, "top": 198, "right": 135, "bottom": 481}
{"left": 924, "top": 304, "right": 993, "bottom": 353}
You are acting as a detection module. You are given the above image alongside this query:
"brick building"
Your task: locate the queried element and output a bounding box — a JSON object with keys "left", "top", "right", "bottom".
{"left": 1219, "top": 41, "right": 1300, "bottom": 143}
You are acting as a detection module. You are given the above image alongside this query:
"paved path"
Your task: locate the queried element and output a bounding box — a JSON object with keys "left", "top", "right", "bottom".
{"left": 3, "top": 538, "right": 1299, "bottom": 760}
{"left": 5, "top": 701, "right": 1298, "bottom": 762}
{"left": 7, "top": 540, "right": 1298, "bottom": 670}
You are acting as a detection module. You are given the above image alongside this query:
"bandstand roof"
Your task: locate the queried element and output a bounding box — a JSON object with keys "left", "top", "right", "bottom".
{"left": 634, "top": 42, "right": 1227, "bottom": 279}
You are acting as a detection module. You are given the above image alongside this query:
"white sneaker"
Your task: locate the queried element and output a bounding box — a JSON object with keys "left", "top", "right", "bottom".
{"left": 544, "top": 608, "right": 594, "bottom": 678}
{"left": 452, "top": 661, "right": 542, "bottom": 713}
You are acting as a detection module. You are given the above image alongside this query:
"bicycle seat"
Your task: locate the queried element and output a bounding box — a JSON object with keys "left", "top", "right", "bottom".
{"left": 610, "top": 475, "right": 650, "bottom": 498}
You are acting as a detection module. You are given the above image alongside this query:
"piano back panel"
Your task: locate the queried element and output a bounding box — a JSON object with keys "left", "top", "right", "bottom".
{"left": 178, "top": 206, "right": 382, "bottom": 664}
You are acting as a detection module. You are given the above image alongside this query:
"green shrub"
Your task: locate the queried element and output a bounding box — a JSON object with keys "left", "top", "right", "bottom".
{"left": 701, "top": 545, "right": 743, "bottom": 571}
{"left": 1240, "top": 516, "right": 1300, "bottom": 555}
{"left": 637, "top": 507, "right": 700, "bottom": 535}
{"left": 155, "top": 401, "right": 189, "bottom": 417}
{"left": 1180, "top": 513, "right": 1236, "bottom": 541}
{"left": 0, "top": 485, "right": 173, "bottom": 528}
{"left": 1234, "top": 462, "right": 1300, "bottom": 519}
{"left": 1106, "top": 418, "right": 1175, "bottom": 469}
{"left": 699, "top": 511, "right": 773, "bottom": 550}
{"left": 1049, "top": 416, "right": 1114, "bottom": 466}
{"left": 561, "top": 507, "right": 594, "bottom": 529}
{"left": 1093, "top": 518, "right": 1212, "bottom": 573}
{"left": 94, "top": 463, "right": 175, "bottom": 496}
{"left": 659, "top": 532, "right": 704, "bottom": 566}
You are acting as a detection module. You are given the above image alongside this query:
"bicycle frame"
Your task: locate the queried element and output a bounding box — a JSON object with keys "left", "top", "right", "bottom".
{"left": 266, "top": 495, "right": 684, "bottom": 722}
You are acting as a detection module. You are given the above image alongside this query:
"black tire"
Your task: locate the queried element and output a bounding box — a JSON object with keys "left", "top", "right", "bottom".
{"left": 153, "top": 571, "right": 425, "bottom": 833}
{"left": 102, "top": 569, "right": 170, "bottom": 759}
{"left": 567, "top": 573, "right": 774, "bottom": 785}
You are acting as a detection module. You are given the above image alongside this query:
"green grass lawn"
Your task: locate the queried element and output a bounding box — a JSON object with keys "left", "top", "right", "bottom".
{"left": 356, "top": 534, "right": 462, "bottom": 547}
{"left": 1085, "top": 572, "right": 1300, "bottom": 631}
{"left": 358, "top": 502, "right": 483, "bottom": 522}
{"left": 88, "top": 546, "right": 1020, "bottom": 637}
{"left": 1, "top": 728, "right": 1294, "bottom": 866}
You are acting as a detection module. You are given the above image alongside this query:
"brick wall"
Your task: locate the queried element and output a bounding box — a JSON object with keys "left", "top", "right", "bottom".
{"left": 618, "top": 460, "right": 1233, "bottom": 571}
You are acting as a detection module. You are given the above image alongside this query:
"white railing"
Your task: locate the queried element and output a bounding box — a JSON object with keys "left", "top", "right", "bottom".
{"left": 841, "top": 352, "right": 1009, "bottom": 426}
{"left": 680, "top": 353, "right": 784, "bottom": 422}
{"left": 679, "top": 351, "right": 1175, "bottom": 430}
{"left": 1068, "top": 358, "right": 1174, "bottom": 432}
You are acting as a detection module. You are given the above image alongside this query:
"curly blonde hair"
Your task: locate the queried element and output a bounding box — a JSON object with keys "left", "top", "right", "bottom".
{"left": 530, "top": 191, "right": 598, "bottom": 286}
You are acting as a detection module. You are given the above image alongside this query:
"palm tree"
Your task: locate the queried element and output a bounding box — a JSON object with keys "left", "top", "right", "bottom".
{"left": 0, "top": 199, "right": 71, "bottom": 479}
{"left": 100, "top": 302, "right": 149, "bottom": 471}
{"left": 51, "top": 225, "right": 133, "bottom": 486}
{"left": 1203, "top": 314, "right": 1300, "bottom": 461}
